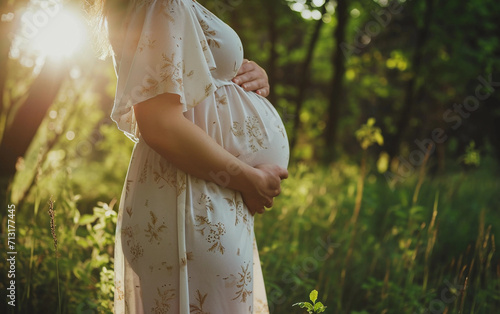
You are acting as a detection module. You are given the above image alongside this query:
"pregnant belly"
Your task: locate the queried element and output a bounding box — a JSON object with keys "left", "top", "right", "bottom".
{"left": 184, "top": 84, "right": 290, "bottom": 169}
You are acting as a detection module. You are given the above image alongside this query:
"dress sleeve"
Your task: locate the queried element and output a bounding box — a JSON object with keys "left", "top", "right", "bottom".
{"left": 111, "top": 0, "right": 217, "bottom": 142}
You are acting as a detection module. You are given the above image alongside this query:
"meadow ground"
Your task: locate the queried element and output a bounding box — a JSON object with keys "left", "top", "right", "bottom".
{"left": 1, "top": 159, "right": 499, "bottom": 313}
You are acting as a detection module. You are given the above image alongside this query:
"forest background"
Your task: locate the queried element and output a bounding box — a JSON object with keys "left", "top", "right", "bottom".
{"left": 0, "top": 0, "right": 499, "bottom": 313}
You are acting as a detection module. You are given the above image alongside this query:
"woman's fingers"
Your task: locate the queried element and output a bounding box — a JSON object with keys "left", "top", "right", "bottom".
{"left": 256, "top": 87, "right": 270, "bottom": 97}
{"left": 233, "top": 60, "right": 270, "bottom": 97}
{"left": 279, "top": 168, "right": 289, "bottom": 180}
{"left": 235, "top": 75, "right": 266, "bottom": 92}
{"left": 241, "top": 163, "right": 288, "bottom": 215}
{"left": 235, "top": 59, "right": 254, "bottom": 76}
{"left": 265, "top": 199, "right": 274, "bottom": 209}
{"left": 241, "top": 78, "right": 267, "bottom": 93}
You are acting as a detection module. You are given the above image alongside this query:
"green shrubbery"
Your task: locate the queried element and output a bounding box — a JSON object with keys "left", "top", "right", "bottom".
{"left": 0, "top": 193, "right": 117, "bottom": 313}
{"left": 2, "top": 158, "right": 498, "bottom": 313}
{"left": 256, "top": 159, "right": 499, "bottom": 313}
{"left": 1, "top": 115, "right": 499, "bottom": 313}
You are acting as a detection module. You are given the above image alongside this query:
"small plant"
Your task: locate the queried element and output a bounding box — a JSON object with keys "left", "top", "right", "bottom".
{"left": 292, "top": 290, "right": 327, "bottom": 313}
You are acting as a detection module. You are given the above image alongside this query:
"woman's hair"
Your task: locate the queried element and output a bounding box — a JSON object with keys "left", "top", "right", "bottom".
{"left": 87, "top": 0, "right": 111, "bottom": 59}
{"left": 87, "top": 0, "right": 130, "bottom": 59}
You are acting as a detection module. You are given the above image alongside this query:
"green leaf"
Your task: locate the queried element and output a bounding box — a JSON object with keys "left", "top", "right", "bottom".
{"left": 293, "top": 301, "right": 314, "bottom": 312}
{"left": 292, "top": 302, "right": 306, "bottom": 308}
{"left": 314, "top": 302, "right": 326, "bottom": 313}
{"left": 309, "top": 290, "right": 318, "bottom": 303}
{"left": 374, "top": 132, "right": 384, "bottom": 145}
{"left": 304, "top": 303, "right": 314, "bottom": 312}
{"left": 79, "top": 214, "right": 97, "bottom": 225}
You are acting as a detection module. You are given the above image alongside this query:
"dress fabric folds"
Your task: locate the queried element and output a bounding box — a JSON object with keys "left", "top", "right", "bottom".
{"left": 111, "top": 0, "right": 289, "bottom": 313}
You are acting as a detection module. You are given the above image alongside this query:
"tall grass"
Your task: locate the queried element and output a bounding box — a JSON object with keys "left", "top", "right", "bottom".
{"left": 0, "top": 161, "right": 498, "bottom": 313}
{"left": 47, "top": 198, "right": 61, "bottom": 314}
{"left": 0, "top": 190, "right": 116, "bottom": 314}
{"left": 0, "top": 135, "right": 498, "bottom": 313}
{"left": 255, "top": 159, "right": 499, "bottom": 314}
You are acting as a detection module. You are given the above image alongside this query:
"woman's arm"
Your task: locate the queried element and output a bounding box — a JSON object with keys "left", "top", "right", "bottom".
{"left": 134, "top": 93, "right": 288, "bottom": 215}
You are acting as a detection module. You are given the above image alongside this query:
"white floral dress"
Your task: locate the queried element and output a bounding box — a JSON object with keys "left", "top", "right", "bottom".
{"left": 111, "top": 0, "right": 289, "bottom": 313}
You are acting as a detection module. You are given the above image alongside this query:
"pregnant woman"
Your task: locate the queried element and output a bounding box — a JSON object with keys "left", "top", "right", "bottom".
{"left": 94, "top": 0, "right": 290, "bottom": 312}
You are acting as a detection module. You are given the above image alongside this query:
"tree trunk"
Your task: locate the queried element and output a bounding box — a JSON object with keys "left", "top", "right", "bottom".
{"left": 0, "top": 59, "right": 68, "bottom": 180}
{"left": 289, "top": 3, "right": 327, "bottom": 152}
{"left": 386, "top": 0, "right": 434, "bottom": 159}
{"left": 323, "top": 0, "right": 349, "bottom": 163}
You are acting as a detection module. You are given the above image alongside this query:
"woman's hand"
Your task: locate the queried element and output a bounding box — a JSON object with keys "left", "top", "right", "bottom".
{"left": 232, "top": 59, "right": 270, "bottom": 97}
{"left": 241, "top": 164, "right": 288, "bottom": 216}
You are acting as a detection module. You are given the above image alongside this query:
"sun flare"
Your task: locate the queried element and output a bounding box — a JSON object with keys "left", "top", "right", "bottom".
{"left": 32, "top": 10, "right": 87, "bottom": 58}
{"left": 17, "top": 2, "right": 88, "bottom": 60}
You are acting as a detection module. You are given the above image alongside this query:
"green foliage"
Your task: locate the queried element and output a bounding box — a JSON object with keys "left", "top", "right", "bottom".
{"left": 293, "top": 289, "right": 327, "bottom": 313}
{"left": 1, "top": 155, "right": 499, "bottom": 313}
{"left": 462, "top": 141, "right": 481, "bottom": 167}
{"left": 355, "top": 118, "right": 384, "bottom": 150}
{"left": 255, "top": 159, "right": 499, "bottom": 314}
{"left": 0, "top": 192, "right": 117, "bottom": 314}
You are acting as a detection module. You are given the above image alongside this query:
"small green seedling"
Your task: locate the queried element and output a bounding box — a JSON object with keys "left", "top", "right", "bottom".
{"left": 292, "top": 289, "right": 327, "bottom": 313}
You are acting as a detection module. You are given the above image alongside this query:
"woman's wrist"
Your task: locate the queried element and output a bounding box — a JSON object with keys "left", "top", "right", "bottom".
{"left": 229, "top": 162, "right": 260, "bottom": 194}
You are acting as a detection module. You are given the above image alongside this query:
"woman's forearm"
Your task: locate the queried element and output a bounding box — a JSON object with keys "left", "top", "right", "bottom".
{"left": 133, "top": 93, "right": 259, "bottom": 193}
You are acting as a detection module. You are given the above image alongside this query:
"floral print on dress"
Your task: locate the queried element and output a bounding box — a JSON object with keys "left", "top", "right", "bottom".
{"left": 230, "top": 116, "right": 269, "bottom": 152}
{"left": 198, "top": 193, "right": 214, "bottom": 212}
{"left": 231, "top": 121, "right": 245, "bottom": 137}
{"left": 139, "top": 158, "right": 149, "bottom": 183}
{"left": 151, "top": 287, "right": 176, "bottom": 314}
{"left": 215, "top": 90, "right": 228, "bottom": 107}
{"left": 246, "top": 116, "right": 268, "bottom": 152}
{"left": 161, "top": 52, "right": 183, "bottom": 81}
{"left": 224, "top": 262, "right": 253, "bottom": 303}
{"left": 255, "top": 298, "right": 269, "bottom": 313}
{"left": 176, "top": 171, "right": 187, "bottom": 196}
{"left": 115, "top": 280, "right": 125, "bottom": 301}
{"left": 153, "top": 158, "right": 177, "bottom": 188}
{"left": 224, "top": 192, "right": 251, "bottom": 234}
{"left": 190, "top": 289, "right": 210, "bottom": 314}
{"left": 138, "top": 35, "right": 157, "bottom": 52}
{"left": 129, "top": 242, "right": 144, "bottom": 263}
{"left": 194, "top": 215, "right": 226, "bottom": 255}
{"left": 122, "top": 225, "right": 135, "bottom": 246}
{"left": 144, "top": 211, "right": 167, "bottom": 244}
{"left": 125, "top": 206, "right": 133, "bottom": 218}
{"left": 199, "top": 20, "right": 220, "bottom": 48}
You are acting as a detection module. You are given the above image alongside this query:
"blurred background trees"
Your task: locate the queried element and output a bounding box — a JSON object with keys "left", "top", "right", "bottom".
{"left": 1, "top": 0, "right": 500, "bottom": 186}
{"left": 0, "top": 0, "right": 499, "bottom": 313}
{"left": 208, "top": 0, "right": 500, "bottom": 168}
